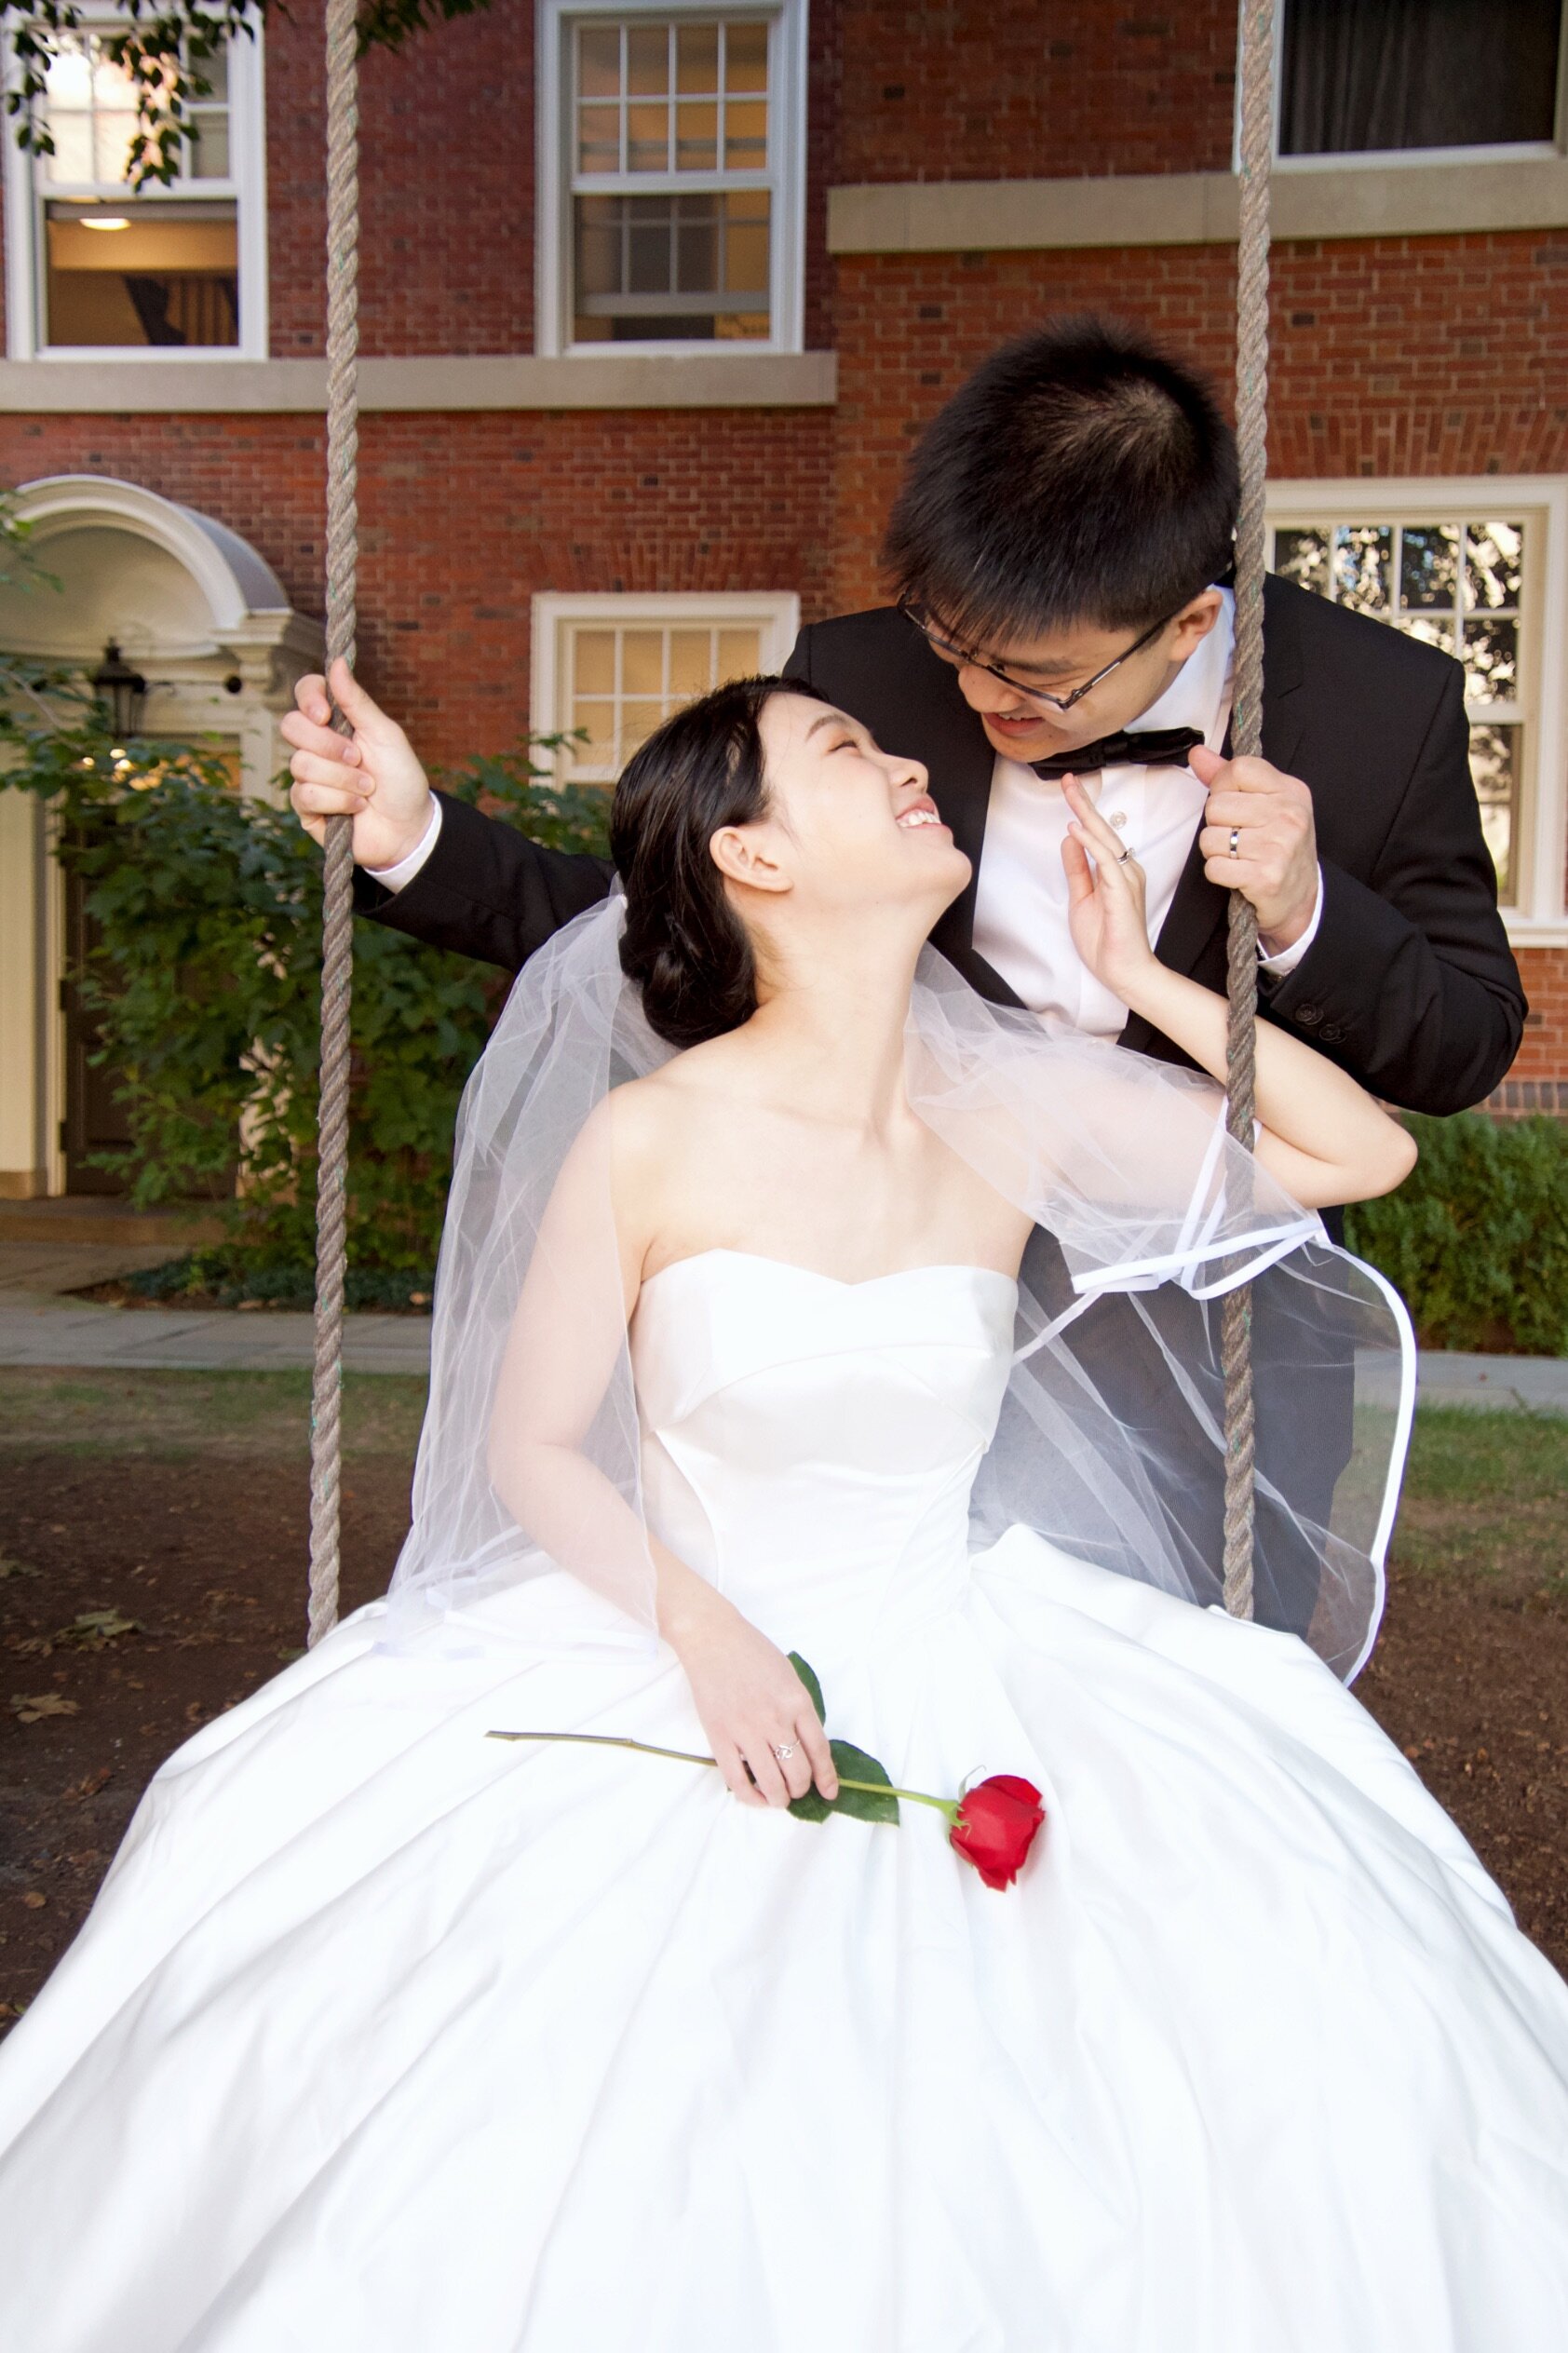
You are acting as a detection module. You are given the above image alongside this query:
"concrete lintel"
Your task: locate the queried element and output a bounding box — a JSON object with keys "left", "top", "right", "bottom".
{"left": 0, "top": 350, "right": 838, "bottom": 416}
{"left": 827, "top": 157, "right": 1568, "bottom": 254}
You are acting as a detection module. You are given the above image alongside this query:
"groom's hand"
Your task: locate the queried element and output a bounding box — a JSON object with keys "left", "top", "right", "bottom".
{"left": 1191, "top": 745, "right": 1319, "bottom": 954}
{"left": 282, "top": 657, "right": 435, "bottom": 872}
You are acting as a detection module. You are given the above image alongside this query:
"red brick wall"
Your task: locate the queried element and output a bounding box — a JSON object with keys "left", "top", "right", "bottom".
{"left": 0, "top": 409, "right": 832, "bottom": 766}
{"left": 831, "top": 2, "right": 1238, "bottom": 183}
{"left": 268, "top": 0, "right": 538, "bottom": 358}
{"left": 1513, "top": 953, "right": 1568, "bottom": 1092}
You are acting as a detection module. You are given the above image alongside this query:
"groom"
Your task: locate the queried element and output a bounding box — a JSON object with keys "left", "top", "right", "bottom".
{"left": 288, "top": 315, "right": 1523, "bottom": 1132}
{"left": 285, "top": 317, "right": 1524, "bottom": 1637}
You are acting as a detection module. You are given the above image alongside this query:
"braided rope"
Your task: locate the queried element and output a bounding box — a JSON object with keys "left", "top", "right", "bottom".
{"left": 1220, "top": 0, "right": 1277, "bottom": 1621}
{"left": 307, "top": 0, "right": 360, "bottom": 1648}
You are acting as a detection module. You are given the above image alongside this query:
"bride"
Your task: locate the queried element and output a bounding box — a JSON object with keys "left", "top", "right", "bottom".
{"left": 1, "top": 675, "right": 1565, "bottom": 2350}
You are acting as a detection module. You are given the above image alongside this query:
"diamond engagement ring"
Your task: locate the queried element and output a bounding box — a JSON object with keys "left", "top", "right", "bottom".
{"left": 1228, "top": 826, "right": 1241, "bottom": 858}
{"left": 772, "top": 1741, "right": 798, "bottom": 1762}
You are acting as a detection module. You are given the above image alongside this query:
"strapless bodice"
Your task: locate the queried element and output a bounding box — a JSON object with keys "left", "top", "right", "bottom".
{"left": 630, "top": 1250, "right": 1018, "bottom": 1658}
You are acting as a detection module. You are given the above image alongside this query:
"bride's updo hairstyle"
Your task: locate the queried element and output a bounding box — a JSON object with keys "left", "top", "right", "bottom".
{"left": 611, "top": 673, "right": 832, "bottom": 1049}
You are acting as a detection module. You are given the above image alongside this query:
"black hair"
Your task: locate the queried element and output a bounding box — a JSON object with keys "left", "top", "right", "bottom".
{"left": 883, "top": 314, "right": 1239, "bottom": 643}
{"left": 611, "top": 673, "right": 833, "bottom": 1050}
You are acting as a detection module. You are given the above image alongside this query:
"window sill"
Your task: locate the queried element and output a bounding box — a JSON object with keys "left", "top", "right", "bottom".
{"left": 826, "top": 155, "right": 1568, "bottom": 253}
{"left": 0, "top": 350, "right": 837, "bottom": 412}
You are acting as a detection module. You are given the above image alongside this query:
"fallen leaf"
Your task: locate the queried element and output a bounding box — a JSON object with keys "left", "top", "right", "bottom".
{"left": 54, "top": 1611, "right": 142, "bottom": 1652}
{"left": 0, "top": 1552, "right": 40, "bottom": 1581}
{"left": 20, "top": 1892, "right": 46, "bottom": 1911}
{"left": 9, "top": 1693, "right": 80, "bottom": 1724}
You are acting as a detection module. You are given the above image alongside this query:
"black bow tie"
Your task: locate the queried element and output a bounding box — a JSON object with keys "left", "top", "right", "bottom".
{"left": 1029, "top": 724, "right": 1207, "bottom": 780}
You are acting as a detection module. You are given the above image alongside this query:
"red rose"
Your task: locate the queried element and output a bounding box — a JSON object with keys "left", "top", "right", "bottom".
{"left": 948, "top": 1775, "right": 1046, "bottom": 1890}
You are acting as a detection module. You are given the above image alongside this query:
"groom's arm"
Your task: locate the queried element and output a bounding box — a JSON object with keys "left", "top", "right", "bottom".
{"left": 1264, "top": 663, "right": 1525, "bottom": 1115}
{"left": 355, "top": 794, "right": 615, "bottom": 977}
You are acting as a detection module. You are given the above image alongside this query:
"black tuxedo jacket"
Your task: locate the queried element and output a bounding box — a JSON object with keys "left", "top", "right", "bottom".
{"left": 358, "top": 575, "right": 1524, "bottom": 1116}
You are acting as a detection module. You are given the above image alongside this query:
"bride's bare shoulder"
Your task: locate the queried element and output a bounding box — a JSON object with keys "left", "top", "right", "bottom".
{"left": 606, "top": 1038, "right": 737, "bottom": 1157}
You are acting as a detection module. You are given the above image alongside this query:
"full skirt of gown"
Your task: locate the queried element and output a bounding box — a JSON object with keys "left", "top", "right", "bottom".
{"left": 0, "top": 1253, "right": 1565, "bottom": 2351}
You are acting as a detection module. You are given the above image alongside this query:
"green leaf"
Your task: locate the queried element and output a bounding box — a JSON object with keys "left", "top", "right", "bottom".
{"left": 826, "top": 1740, "right": 900, "bottom": 1826}
{"left": 787, "top": 1784, "right": 833, "bottom": 1824}
{"left": 787, "top": 1651, "right": 825, "bottom": 1725}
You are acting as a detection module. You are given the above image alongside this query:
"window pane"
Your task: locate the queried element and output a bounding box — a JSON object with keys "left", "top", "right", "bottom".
{"left": 187, "top": 113, "right": 229, "bottom": 180}
{"left": 196, "top": 47, "right": 229, "bottom": 104}
{"left": 573, "top": 630, "right": 616, "bottom": 694}
{"left": 676, "top": 200, "right": 719, "bottom": 293}
{"left": 717, "top": 627, "right": 761, "bottom": 679}
{"left": 676, "top": 101, "right": 718, "bottom": 169}
{"left": 626, "top": 101, "right": 669, "bottom": 172}
{"left": 571, "top": 696, "right": 617, "bottom": 755}
{"left": 44, "top": 200, "right": 239, "bottom": 347}
{"left": 1461, "top": 615, "right": 1519, "bottom": 703}
{"left": 723, "top": 97, "right": 767, "bottom": 169}
{"left": 574, "top": 196, "right": 623, "bottom": 296}
{"left": 1467, "top": 723, "right": 1520, "bottom": 899}
{"left": 626, "top": 23, "right": 669, "bottom": 96}
{"left": 722, "top": 191, "right": 770, "bottom": 291}
{"left": 677, "top": 23, "right": 720, "bottom": 93}
{"left": 46, "top": 47, "right": 94, "bottom": 108}
{"left": 1465, "top": 521, "right": 1524, "bottom": 612}
{"left": 1332, "top": 523, "right": 1391, "bottom": 614}
{"left": 1279, "top": 0, "right": 1561, "bottom": 155}
{"left": 621, "top": 697, "right": 665, "bottom": 751}
{"left": 93, "top": 110, "right": 139, "bottom": 184}
{"left": 1398, "top": 523, "right": 1458, "bottom": 612}
{"left": 627, "top": 201, "right": 673, "bottom": 293}
{"left": 578, "top": 25, "right": 621, "bottom": 98}
{"left": 621, "top": 631, "right": 665, "bottom": 694}
{"left": 723, "top": 21, "right": 769, "bottom": 91}
{"left": 1273, "top": 526, "right": 1330, "bottom": 594}
{"left": 577, "top": 103, "right": 621, "bottom": 173}
{"left": 1399, "top": 615, "right": 1457, "bottom": 657}
{"left": 668, "top": 629, "right": 713, "bottom": 693}
{"left": 45, "top": 115, "right": 96, "bottom": 183}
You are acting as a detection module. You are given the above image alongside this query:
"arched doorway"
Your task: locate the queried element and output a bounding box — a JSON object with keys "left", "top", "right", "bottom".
{"left": 0, "top": 475, "right": 322, "bottom": 1199}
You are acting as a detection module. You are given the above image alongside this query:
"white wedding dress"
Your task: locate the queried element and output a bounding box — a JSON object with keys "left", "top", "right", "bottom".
{"left": 2, "top": 1251, "right": 1566, "bottom": 2351}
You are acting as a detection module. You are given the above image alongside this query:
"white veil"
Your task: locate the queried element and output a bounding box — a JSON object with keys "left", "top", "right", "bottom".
{"left": 388, "top": 897, "right": 1414, "bottom": 1684}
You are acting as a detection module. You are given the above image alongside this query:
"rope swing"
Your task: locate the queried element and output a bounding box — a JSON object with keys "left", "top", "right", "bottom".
{"left": 302, "top": 0, "right": 1278, "bottom": 1643}
{"left": 1221, "top": 0, "right": 1277, "bottom": 1621}
{"left": 306, "top": 0, "right": 359, "bottom": 1647}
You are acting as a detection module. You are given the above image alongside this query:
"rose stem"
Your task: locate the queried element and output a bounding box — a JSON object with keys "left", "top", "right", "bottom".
{"left": 485, "top": 1730, "right": 957, "bottom": 1817}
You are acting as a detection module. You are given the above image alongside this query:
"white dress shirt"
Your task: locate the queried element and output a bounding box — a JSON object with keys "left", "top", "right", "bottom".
{"left": 972, "top": 589, "right": 1320, "bottom": 1036}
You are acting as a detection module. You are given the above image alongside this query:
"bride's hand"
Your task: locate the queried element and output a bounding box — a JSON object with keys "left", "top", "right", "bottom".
{"left": 1061, "top": 776, "right": 1161, "bottom": 1005}
{"left": 666, "top": 1588, "right": 839, "bottom": 1809}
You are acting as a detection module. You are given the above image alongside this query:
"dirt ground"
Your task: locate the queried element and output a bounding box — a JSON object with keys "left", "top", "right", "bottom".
{"left": 2, "top": 1373, "right": 1565, "bottom": 2023}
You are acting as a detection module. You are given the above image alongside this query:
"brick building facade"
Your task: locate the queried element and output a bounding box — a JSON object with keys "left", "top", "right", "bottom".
{"left": 1, "top": 0, "right": 1565, "bottom": 1197}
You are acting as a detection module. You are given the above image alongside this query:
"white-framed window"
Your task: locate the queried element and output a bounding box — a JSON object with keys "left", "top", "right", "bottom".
{"left": 531, "top": 590, "right": 800, "bottom": 780}
{"left": 1266, "top": 477, "right": 1568, "bottom": 942}
{"left": 3, "top": 18, "right": 267, "bottom": 358}
{"left": 535, "top": 0, "right": 806, "bottom": 358}
{"left": 1264, "top": 0, "right": 1565, "bottom": 168}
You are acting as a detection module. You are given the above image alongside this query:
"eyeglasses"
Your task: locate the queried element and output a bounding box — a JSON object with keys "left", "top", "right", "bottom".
{"left": 900, "top": 600, "right": 1182, "bottom": 713}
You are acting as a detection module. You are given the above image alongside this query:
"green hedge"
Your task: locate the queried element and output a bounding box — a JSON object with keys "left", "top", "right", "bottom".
{"left": 0, "top": 714, "right": 605, "bottom": 1289}
{"left": 1345, "top": 1113, "right": 1568, "bottom": 1357}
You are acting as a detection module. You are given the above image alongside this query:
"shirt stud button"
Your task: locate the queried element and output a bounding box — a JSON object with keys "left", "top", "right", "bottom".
{"left": 1109, "top": 810, "right": 1127, "bottom": 828}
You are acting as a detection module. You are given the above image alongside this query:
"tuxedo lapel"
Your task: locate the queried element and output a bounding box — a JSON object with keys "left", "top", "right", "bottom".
{"left": 1120, "top": 575, "right": 1307, "bottom": 1054}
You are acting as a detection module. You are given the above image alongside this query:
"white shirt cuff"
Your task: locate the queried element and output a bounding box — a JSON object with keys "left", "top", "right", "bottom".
{"left": 1258, "top": 864, "right": 1324, "bottom": 977}
{"left": 364, "top": 798, "right": 442, "bottom": 892}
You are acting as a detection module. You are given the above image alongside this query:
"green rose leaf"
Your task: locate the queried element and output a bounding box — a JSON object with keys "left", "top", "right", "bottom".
{"left": 825, "top": 1740, "right": 900, "bottom": 1825}
{"left": 787, "top": 1783, "right": 833, "bottom": 1824}
{"left": 788, "top": 1651, "right": 825, "bottom": 1725}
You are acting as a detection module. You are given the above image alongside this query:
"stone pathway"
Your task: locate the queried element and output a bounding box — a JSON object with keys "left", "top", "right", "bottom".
{"left": 0, "top": 1291, "right": 429, "bottom": 1375}
{"left": 0, "top": 1284, "right": 1562, "bottom": 1403}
